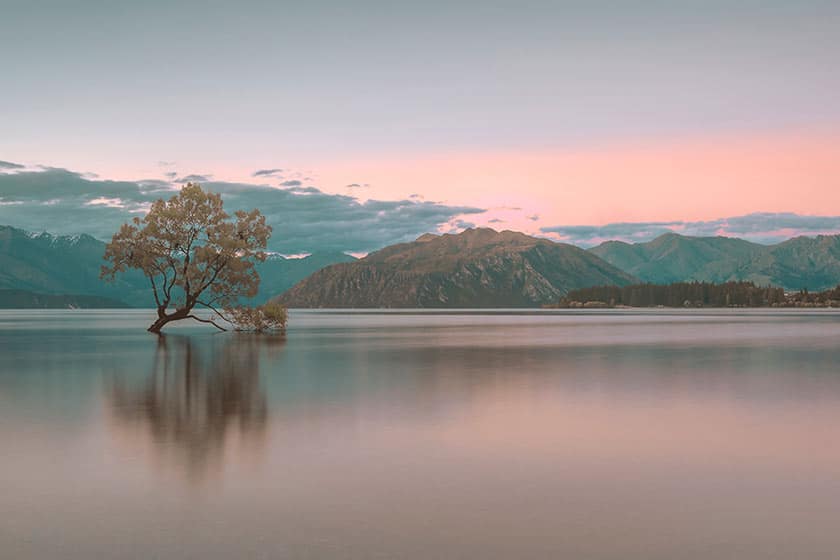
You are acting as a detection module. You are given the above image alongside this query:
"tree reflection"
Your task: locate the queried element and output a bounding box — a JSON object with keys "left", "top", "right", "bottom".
{"left": 109, "top": 334, "right": 283, "bottom": 481}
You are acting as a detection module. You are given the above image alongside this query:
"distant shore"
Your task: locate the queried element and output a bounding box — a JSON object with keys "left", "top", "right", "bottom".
{"left": 550, "top": 281, "right": 840, "bottom": 310}
{"left": 544, "top": 301, "right": 839, "bottom": 309}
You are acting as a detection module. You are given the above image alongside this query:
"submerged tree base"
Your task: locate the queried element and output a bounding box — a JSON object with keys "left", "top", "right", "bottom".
{"left": 146, "top": 302, "right": 287, "bottom": 334}
{"left": 148, "top": 308, "right": 229, "bottom": 333}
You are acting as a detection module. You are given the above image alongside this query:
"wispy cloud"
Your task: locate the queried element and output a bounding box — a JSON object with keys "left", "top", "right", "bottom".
{"left": 85, "top": 197, "right": 126, "bottom": 208}
{"left": 173, "top": 174, "right": 212, "bottom": 183}
{"left": 541, "top": 213, "right": 840, "bottom": 246}
{"left": 451, "top": 219, "right": 477, "bottom": 230}
{"left": 252, "top": 168, "right": 283, "bottom": 178}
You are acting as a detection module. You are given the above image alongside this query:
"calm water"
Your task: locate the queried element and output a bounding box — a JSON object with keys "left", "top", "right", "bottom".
{"left": 3, "top": 309, "right": 840, "bottom": 559}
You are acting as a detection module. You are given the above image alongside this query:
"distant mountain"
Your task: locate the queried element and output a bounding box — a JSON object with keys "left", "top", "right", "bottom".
{"left": 247, "top": 251, "right": 357, "bottom": 304}
{"left": 6, "top": 222, "right": 839, "bottom": 308}
{"left": 759, "top": 235, "right": 840, "bottom": 290}
{"left": 0, "top": 225, "right": 150, "bottom": 305}
{"left": 0, "top": 289, "right": 129, "bottom": 309}
{"left": 276, "top": 228, "right": 637, "bottom": 308}
{"left": 0, "top": 225, "right": 353, "bottom": 307}
{"left": 589, "top": 233, "right": 767, "bottom": 285}
{"left": 590, "top": 233, "right": 840, "bottom": 290}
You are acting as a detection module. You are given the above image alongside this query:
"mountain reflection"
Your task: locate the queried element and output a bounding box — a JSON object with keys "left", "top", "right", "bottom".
{"left": 108, "top": 335, "right": 282, "bottom": 481}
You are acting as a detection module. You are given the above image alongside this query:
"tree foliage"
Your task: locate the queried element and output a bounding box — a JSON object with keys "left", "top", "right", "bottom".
{"left": 226, "top": 302, "right": 288, "bottom": 333}
{"left": 101, "top": 183, "right": 277, "bottom": 333}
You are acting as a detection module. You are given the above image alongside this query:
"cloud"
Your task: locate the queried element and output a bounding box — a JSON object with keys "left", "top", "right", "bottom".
{"left": 346, "top": 183, "right": 370, "bottom": 188}
{"left": 200, "top": 181, "right": 485, "bottom": 252}
{"left": 541, "top": 213, "right": 840, "bottom": 247}
{"left": 0, "top": 160, "right": 24, "bottom": 169}
{"left": 174, "top": 174, "right": 212, "bottom": 183}
{"left": 252, "top": 168, "right": 283, "bottom": 177}
{"left": 0, "top": 165, "right": 485, "bottom": 254}
{"left": 0, "top": 167, "right": 163, "bottom": 239}
{"left": 279, "top": 180, "right": 302, "bottom": 187}
{"left": 527, "top": 214, "right": 539, "bottom": 221}
{"left": 708, "top": 213, "right": 840, "bottom": 236}
{"left": 85, "top": 197, "right": 126, "bottom": 208}
{"left": 137, "top": 179, "right": 175, "bottom": 191}
{"left": 163, "top": 171, "right": 177, "bottom": 179}
{"left": 287, "top": 186, "right": 322, "bottom": 195}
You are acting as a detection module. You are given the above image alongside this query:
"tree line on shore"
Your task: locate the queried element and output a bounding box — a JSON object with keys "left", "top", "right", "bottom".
{"left": 555, "top": 281, "right": 840, "bottom": 308}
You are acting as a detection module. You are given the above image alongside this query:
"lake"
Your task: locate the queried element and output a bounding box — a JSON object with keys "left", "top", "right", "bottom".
{"left": 2, "top": 309, "right": 840, "bottom": 559}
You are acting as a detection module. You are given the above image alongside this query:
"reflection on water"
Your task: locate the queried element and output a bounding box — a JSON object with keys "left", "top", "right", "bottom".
{"left": 4, "top": 309, "right": 840, "bottom": 559}
{"left": 107, "top": 335, "right": 281, "bottom": 481}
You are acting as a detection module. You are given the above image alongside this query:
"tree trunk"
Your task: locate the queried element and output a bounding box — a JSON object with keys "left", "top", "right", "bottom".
{"left": 148, "top": 315, "right": 170, "bottom": 333}
{"left": 147, "top": 307, "right": 189, "bottom": 333}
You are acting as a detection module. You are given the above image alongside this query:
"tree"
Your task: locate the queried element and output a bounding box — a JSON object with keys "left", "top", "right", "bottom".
{"left": 101, "top": 183, "right": 273, "bottom": 333}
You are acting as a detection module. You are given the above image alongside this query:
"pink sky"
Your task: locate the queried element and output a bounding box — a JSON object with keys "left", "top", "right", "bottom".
{"left": 308, "top": 129, "right": 840, "bottom": 233}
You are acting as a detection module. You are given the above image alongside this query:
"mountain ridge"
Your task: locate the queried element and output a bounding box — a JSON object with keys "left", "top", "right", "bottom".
{"left": 0, "top": 225, "right": 354, "bottom": 307}
{"left": 3, "top": 223, "right": 840, "bottom": 308}
{"left": 590, "top": 232, "right": 840, "bottom": 290}
{"left": 276, "top": 228, "right": 637, "bottom": 308}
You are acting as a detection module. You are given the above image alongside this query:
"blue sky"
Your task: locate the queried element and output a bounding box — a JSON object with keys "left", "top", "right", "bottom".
{"left": 3, "top": 0, "right": 838, "bottom": 161}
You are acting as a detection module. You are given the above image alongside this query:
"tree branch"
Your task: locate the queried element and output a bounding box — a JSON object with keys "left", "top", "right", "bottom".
{"left": 149, "top": 275, "right": 162, "bottom": 308}
{"left": 166, "top": 259, "right": 179, "bottom": 297}
{"left": 196, "top": 259, "right": 227, "bottom": 297}
{"left": 151, "top": 261, "right": 173, "bottom": 305}
{"left": 195, "top": 253, "right": 227, "bottom": 295}
{"left": 186, "top": 314, "right": 227, "bottom": 331}
{"left": 196, "top": 300, "right": 232, "bottom": 323}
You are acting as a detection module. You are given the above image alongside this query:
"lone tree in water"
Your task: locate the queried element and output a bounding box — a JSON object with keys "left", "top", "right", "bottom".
{"left": 101, "top": 183, "right": 274, "bottom": 333}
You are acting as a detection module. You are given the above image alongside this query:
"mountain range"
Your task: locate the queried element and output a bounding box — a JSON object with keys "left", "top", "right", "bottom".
{"left": 590, "top": 232, "right": 840, "bottom": 291}
{"left": 0, "top": 225, "right": 354, "bottom": 308}
{"left": 3, "top": 223, "right": 840, "bottom": 309}
{"left": 276, "top": 228, "right": 635, "bottom": 307}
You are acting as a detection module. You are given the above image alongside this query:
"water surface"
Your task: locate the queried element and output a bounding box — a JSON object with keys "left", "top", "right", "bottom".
{"left": 2, "top": 309, "right": 840, "bottom": 559}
